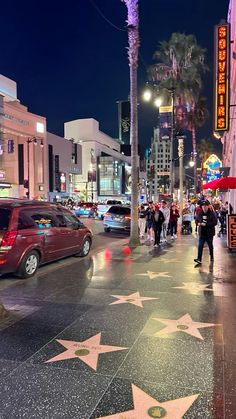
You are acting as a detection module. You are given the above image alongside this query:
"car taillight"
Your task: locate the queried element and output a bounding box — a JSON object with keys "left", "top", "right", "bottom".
{"left": 104, "top": 213, "right": 111, "bottom": 217}
{"left": 0, "top": 231, "right": 17, "bottom": 250}
{"left": 125, "top": 216, "right": 131, "bottom": 220}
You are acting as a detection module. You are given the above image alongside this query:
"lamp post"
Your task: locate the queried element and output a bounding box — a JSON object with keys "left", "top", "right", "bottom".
{"left": 177, "top": 136, "right": 184, "bottom": 219}
{"left": 143, "top": 84, "right": 175, "bottom": 198}
{"left": 26, "top": 137, "right": 44, "bottom": 199}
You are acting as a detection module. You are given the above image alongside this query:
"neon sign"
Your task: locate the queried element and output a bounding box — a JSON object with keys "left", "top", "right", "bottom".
{"left": 214, "top": 23, "right": 230, "bottom": 132}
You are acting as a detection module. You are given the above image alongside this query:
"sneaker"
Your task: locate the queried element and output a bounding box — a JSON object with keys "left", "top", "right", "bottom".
{"left": 194, "top": 258, "right": 202, "bottom": 264}
{"left": 154, "top": 244, "right": 158, "bottom": 248}
{"left": 171, "top": 236, "right": 174, "bottom": 240}
{"left": 174, "top": 234, "right": 177, "bottom": 238}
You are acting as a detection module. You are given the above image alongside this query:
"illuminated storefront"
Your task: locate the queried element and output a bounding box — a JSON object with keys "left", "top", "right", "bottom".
{"left": 222, "top": 0, "right": 236, "bottom": 211}
{"left": 0, "top": 75, "right": 47, "bottom": 199}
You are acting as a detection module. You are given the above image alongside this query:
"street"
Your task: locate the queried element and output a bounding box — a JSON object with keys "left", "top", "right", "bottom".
{"left": 0, "top": 223, "right": 236, "bottom": 418}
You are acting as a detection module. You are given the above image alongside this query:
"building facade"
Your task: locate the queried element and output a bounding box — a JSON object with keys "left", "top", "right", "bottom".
{"left": 222, "top": 0, "right": 236, "bottom": 210}
{"left": 64, "top": 118, "right": 131, "bottom": 202}
{"left": 47, "top": 132, "right": 82, "bottom": 201}
{"left": 0, "top": 74, "right": 47, "bottom": 199}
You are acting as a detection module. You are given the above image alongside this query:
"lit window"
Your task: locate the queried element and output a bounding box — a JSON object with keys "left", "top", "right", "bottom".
{"left": 36, "top": 122, "right": 45, "bottom": 133}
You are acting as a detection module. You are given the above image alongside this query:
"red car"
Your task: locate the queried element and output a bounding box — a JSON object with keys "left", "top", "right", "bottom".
{"left": 0, "top": 199, "right": 93, "bottom": 278}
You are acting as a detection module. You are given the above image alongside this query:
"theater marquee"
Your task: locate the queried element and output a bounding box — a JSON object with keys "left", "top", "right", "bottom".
{"left": 214, "top": 23, "right": 230, "bottom": 132}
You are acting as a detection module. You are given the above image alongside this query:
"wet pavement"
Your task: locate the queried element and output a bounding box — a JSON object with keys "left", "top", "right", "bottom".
{"left": 0, "top": 231, "right": 235, "bottom": 418}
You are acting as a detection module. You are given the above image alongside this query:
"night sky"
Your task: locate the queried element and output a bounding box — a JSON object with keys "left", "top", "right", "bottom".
{"left": 1, "top": 0, "right": 229, "bottom": 156}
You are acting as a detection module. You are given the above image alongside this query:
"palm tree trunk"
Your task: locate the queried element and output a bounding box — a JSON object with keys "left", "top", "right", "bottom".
{"left": 191, "top": 126, "right": 197, "bottom": 193}
{"left": 123, "top": 0, "right": 140, "bottom": 247}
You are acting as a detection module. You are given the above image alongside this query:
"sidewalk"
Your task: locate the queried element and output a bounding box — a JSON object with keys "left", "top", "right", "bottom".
{"left": 0, "top": 232, "right": 235, "bottom": 418}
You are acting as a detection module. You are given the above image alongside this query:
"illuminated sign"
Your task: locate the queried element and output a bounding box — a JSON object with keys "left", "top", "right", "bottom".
{"left": 203, "top": 154, "right": 222, "bottom": 183}
{"left": 214, "top": 23, "right": 230, "bottom": 132}
{"left": 227, "top": 215, "right": 236, "bottom": 250}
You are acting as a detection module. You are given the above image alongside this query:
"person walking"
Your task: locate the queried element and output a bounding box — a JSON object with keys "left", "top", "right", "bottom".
{"left": 169, "top": 203, "right": 180, "bottom": 238}
{"left": 160, "top": 200, "right": 170, "bottom": 243}
{"left": 138, "top": 205, "right": 147, "bottom": 239}
{"left": 146, "top": 202, "right": 154, "bottom": 241}
{"left": 151, "top": 205, "right": 165, "bottom": 247}
{"left": 194, "top": 200, "right": 218, "bottom": 265}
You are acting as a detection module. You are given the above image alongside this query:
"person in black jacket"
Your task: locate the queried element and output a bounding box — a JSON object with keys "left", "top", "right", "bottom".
{"left": 194, "top": 200, "right": 218, "bottom": 264}
{"left": 151, "top": 205, "right": 165, "bottom": 247}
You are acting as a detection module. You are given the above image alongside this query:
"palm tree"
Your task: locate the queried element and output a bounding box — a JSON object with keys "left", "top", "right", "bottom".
{"left": 198, "top": 138, "right": 215, "bottom": 165}
{"left": 149, "top": 33, "right": 208, "bottom": 193}
{"left": 122, "top": 0, "right": 140, "bottom": 247}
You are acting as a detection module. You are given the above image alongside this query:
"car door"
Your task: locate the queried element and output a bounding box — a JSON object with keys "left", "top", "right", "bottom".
{"left": 54, "top": 208, "right": 85, "bottom": 256}
{"left": 17, "top": 208, "right": 60, "bottom": 263}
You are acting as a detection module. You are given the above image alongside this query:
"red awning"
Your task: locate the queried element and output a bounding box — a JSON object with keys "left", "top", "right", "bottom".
{"left": 202, "top": 177, "right": 236, "bottom": 190}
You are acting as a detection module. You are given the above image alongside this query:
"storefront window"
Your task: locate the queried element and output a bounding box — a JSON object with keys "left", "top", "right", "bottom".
{"left": 99, "top": 156, "right": 122, "bottom": 196}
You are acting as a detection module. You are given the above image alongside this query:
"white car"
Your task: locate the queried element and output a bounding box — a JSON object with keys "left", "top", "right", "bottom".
{"left": 97, "top": 200, "right": 122, "bottom": 219}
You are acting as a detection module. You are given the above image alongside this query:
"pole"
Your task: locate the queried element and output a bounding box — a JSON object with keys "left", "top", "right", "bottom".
{"left": 154, "top": 125, "right": 159, "bottom": 201}
{"left": 169, "top": 89, "right": 175, "bottom": 197}
{"left": 178, "top": 136, "right": 184, "bottom": 221}
{"left": 27, "top": 139, "right": 30, "bottom": 199}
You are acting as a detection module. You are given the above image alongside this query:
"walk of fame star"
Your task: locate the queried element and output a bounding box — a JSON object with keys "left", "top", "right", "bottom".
{"left": 45, "top": 333, "right": 128, "bottom": 370}
{"left": 157, "top": 258, "right": 180, "bottom": 264}
{"left": 152, "top": 313, "right": 219, "bottom": 340}
{"left": 173, "top": 282, "right": 213, "bottom": 294}
{"left": 136, "top": 271, "right": 172, "bottom": 279}
{"left": 97, "top": 384, "right": 199, "bottom": 418}
{"left": 109, "top": 292, "right": 158, "bottom": 308}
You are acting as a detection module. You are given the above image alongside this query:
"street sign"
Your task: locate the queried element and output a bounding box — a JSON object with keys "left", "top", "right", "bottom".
{"left": 227, "top": 215, "right": 236, "bottom": 251}
{"left": 160, "top": 106, "right": 173, "bottom": 113}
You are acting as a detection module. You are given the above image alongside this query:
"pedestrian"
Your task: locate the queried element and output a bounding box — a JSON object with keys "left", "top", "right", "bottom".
{"left": 194, "top": 203, "right": 202, "bottom": 232}
{"left": 151, "top": 205, "right": 165, "bottom": 247}
{"left": 146, "top": 202, "right": 154, "bottom": 241}
{"left": 169, "top": 203, "right": 179, "bottom": 238}
{"left": 138, "top": 204, "right": 147, "bottom": 239}
{"left": 194, "top": 200, "right": 218, "bottom": 265}
{"left": 160, "top": 200, "right": 170, "bottom": 243}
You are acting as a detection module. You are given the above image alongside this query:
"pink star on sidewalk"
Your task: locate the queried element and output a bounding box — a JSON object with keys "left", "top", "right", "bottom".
{"left": 173, "top": 282, "right": 213, "bottom": 295}
{"left": 152, "top": 313, "right": 219, "bottom": 340}
{"left": 136, "top": 271, "right": 172, "bottom": 279}
{"left": 98, "top": 384, "right": 199, "bottom": 418}
{"left": 45, "top": 333, "right": 128, "bottom": 370}
{"left": 109, "top": 292, "right": 158, "bottom": 308}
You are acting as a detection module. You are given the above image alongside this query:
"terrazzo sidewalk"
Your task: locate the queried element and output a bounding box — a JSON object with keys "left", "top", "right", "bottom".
{"left": 0, "top": 232, "right": 235, "bottom": 418}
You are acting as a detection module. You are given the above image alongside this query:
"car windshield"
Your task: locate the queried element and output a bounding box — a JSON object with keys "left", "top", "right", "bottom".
{"left": 0, "top": 208, "right": 12, "bottom": 231}
{"left": 108, "top": 206, "right": 130, "bottom": 215}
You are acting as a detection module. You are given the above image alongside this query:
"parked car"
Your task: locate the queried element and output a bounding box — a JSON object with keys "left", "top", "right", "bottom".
{"left": 97, "top": 200, "right": 122, "bottom": 219}
{"left": 74, "top": 202, "right": 97, "bottom": 217}
{"left": 103, "top": 205, "right": 131, "bottom": 232}
{"left": 0, "top": 199, "right": 93, "bottom": 278}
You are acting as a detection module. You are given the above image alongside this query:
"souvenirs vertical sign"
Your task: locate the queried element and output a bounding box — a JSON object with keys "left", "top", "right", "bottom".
{"left": 214, "top": 23, "right": 230, "bottom": 132}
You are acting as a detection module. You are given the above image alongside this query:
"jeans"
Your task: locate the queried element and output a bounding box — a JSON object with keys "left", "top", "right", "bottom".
{"left": 170, "top": 220, "right": 177, "bottom": 236}
{"left": 162, "top": 223, "right": 168, "bottom": 239}
{"left": 197, "top": 236, "right": 214, "bottom": 261}
{"left": 153, "top": 228, "right": 161, "bottom": 245}
{"left": 138, "top": 218, "right": 146, "bottom": 237}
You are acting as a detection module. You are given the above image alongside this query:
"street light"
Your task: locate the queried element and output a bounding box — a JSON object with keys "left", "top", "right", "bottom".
{"left": 27, "top": 137, "right": 44, "bottom": 199}
{"left": 143, "top": 83, "right": 175, "bottom": 198}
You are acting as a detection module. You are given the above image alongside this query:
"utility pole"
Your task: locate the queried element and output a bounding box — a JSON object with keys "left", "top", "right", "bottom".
{"left": 178, "top": 136, "right": 184, "bottom": 220}
{"left": 169, "top": 88, "right": 175, "bottom": 197}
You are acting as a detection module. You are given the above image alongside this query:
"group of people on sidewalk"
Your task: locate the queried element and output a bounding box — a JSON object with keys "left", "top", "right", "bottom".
{"left": 138, "top": 200, "right": 180, "bottom": 248}
{"left": 138, "top": 198, "right": 228, "bottom": 264}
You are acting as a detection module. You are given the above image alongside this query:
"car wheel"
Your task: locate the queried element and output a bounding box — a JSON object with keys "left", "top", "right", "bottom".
{"left": 79, "top": 238, "right": 91, "bottom": 257}
{"left": 17, "top": 250, "right": 40, "bottom": 279}
{"left": 104, "top": 227, "right": 111, "bottom": 232}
